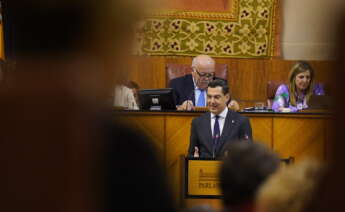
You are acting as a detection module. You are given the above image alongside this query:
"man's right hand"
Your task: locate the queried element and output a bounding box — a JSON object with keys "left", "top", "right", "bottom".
{"left": 193, "top": 146, "right": 199, "bottom": 158}
{"left": 177, "top": 100, "right": 194, "bottom": 111}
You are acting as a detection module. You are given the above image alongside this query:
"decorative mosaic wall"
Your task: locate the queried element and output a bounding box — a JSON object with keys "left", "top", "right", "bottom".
{"left": 134, "top": 0, "right": 280, "bottom": 58}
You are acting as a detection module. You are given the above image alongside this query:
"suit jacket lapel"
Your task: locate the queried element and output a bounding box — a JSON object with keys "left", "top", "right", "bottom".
{"left": 185, "top": 74, "right": 195, "bottom": 104}
{"left": 217, "top": 110, "right": 233, "bottom": 154}
{"left": 202, "top": 113, "right": 213, "bottom": 155}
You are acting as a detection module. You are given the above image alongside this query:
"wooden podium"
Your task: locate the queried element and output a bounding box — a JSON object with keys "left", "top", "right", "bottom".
{"left": 183, "top": 157, "right": 294, "bottom": 200}
{"left": 184, "top": 157, "right": 223, "bottom": 199}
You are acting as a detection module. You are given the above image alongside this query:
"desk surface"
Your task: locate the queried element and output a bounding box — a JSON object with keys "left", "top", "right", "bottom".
{"left": 114, "top": 109, "right": 332, "bottom": 117}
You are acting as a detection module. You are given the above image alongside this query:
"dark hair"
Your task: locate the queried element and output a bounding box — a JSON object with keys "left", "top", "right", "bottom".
{"left": 125, "top": 81, "right": 140, "bottom": 89}
{"left": 220, "top": 142, "right": 279, "bottom": 206}
{"left": 104, "top": 121, "right": 176, "bottom": 212}
{"left": 207, "top": 79, "right": 229, "bottom": 95}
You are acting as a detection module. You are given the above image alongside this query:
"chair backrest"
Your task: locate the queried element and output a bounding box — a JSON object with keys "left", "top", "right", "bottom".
{"left": 166, "top": 63, "right": 228, "bottom": 86}
{"left": 267, "top": 81, "right": 284, "bottom": 108}
{"left": 267, "top": 81, "right": 283, "bottom": 100}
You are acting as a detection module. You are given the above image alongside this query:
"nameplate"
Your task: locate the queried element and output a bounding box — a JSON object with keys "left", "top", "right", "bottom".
{"left": 185, "top": 158, "right": 222, "bottom": 198}
{"left": 150, "top": 105, "right": 162, "bottom": 111}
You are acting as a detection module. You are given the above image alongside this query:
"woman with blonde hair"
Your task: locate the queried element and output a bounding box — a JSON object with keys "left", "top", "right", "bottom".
{"left": 272, "top": 61, "right": 324, "bottom": 112}
{"left": 256, "top": 159, "right": 323, "bottom": 212}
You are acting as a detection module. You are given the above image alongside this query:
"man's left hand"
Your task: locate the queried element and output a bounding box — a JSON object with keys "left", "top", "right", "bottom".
{"left": 228, "top": 100, "right": 240, "bottom": 111}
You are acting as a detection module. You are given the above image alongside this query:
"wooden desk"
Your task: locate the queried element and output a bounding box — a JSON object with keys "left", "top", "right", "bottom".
{"left": 116, "top": 110, "right": 333, "bottom": 209}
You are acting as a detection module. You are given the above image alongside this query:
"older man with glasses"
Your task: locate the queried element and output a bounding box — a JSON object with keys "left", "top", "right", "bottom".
{"left": 169, "top": 55, "right": 239, "bottom": 111}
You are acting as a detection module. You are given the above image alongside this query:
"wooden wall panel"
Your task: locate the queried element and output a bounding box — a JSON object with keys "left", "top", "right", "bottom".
{"left": 127, "top": 56, "right": 167, "bottom": 89}
{"left": 123, "top": 115, "right": 166, "bottom": 159}
{"left": 273, "top": 118, "right": 325, "bottom": 161}
{"left": 228, "top": 59, "right": 268, "bottom": 101}
{"left": 250, "top": 117, "right": 273, "bottom": 148}
{"left": 165, "top": 116, "right": 194, "bottom": 206}
{"left": 127, "top": 56, "right": 335, "bottom": 109}
{"left": 166, "top": 116, "right": 194, "bottom": 166}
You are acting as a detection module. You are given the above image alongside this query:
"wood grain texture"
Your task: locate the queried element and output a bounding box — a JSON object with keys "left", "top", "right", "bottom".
{"left": 273, "top": 118, "right": 325, "bottom": 161}
{"left": 165, "top": 116, "right": 194, "bottom": 205}
{"left": 122, "top": 115, "right": 166, "bottom": 159}
{"left": 250, "top": 117, "right": 273, "bottom": 148}
{"left": 166, "top": 116, "right": 194, "bottom": 166}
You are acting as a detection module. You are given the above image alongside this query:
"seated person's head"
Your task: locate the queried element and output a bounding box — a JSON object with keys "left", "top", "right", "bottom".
{"left": 256, "top": 159, "right": 323, "bottom": 212}
{"left": 288, "top": 61, "right": 315, "bottom": 103}
{"left": 207, "top": 79, "right": 230, "bottom": 115}
{"left": 125, "top": 80, "right": 140, "bottom": 103}
{"left": 192, "top": 55, "right": 215, "bottom": 90}
{"left": 220, "top": 142, "right": 280, "bottom": 211}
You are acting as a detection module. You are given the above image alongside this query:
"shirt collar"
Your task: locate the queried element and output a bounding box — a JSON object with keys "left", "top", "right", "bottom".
{"left": 211, "top": 107, "right": 228, "bottom": 119}
{"left": 192, "top": 75, "right": 207, "bottom": 91}
{"left": 192, "top": 75, "right": 200, "bottom": 90}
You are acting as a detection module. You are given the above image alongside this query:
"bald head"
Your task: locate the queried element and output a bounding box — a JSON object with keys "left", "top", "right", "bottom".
{"left": 191, "top": 55, "right": 216, "bottom": 89}
{"left": 192, "top": 55, "right": 215, "bottom": 69}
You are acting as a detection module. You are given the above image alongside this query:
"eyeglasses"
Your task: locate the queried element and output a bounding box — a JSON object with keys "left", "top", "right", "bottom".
{"left": 193, "top": 68, "right": 215, "bottom": 78}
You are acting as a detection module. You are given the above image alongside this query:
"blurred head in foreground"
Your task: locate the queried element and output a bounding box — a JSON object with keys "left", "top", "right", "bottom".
{"left": 0, "top": 1, "right": 166, "bottom": 212}
{"left": 303, "top": 12, "right": 345, "bottom": 212}
{"left": 220, "top": 142, "right": 280, "bottom": 212}
{"left": 256, "top": 159, "right": 323, "bottom": 212}
{"left": 5, "top": 0, "right": 147, "bottom": 101}
{"left": 180, "top": 204, "right": 219, "bottom": 212}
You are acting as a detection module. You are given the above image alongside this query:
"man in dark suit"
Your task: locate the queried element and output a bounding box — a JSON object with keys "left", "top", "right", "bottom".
{"left": 188, "top": 79, "right": 252, "bottom": 158}
{"left": 169, "top": 55, "right": 239, "bottom": 111}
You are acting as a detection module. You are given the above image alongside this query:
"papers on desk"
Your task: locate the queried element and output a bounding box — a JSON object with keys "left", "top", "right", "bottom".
{"left": 242, "top": 107, "right": 274, "bottom": 112}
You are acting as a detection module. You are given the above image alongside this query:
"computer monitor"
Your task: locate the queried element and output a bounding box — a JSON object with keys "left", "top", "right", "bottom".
{"left": 138, "top": 88, "right": 176, "bottom": 111}
{"left": 308, "top": 95, "right": 332, "bottom": 110}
